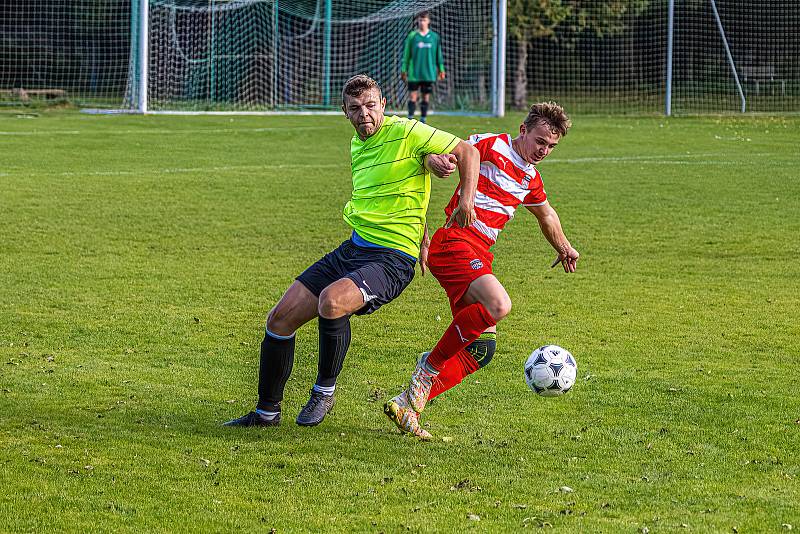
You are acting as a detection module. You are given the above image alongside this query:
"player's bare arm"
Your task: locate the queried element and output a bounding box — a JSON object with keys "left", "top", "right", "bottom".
{"left": 424, "top": 153, "right": 457, "bottom": 178}
{"left": 526, "top": 203, "right": 579, "bottom": 273}
{"left": 418, "top": 224, "right": 431, "bottom": 275}
{"left": 445, "top": 141, "right": 479, "bottom": 228}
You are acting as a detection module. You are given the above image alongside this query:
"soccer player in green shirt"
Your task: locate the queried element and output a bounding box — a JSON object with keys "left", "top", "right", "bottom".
{"left": 225, "top": 74, "right": 480, "bottom": 428}
{"left": 401, "top": 11, "right": 445, "bottom": 123}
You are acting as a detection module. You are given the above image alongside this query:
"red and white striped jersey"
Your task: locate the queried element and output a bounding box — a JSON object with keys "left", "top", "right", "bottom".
{"left": 443, "top": 133, "right": 547, "bottom": 248}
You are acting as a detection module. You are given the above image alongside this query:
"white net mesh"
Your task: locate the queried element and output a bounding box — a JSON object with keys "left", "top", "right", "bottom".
{"left": 140, "top": 0, "right": 497, "bottom": 113}
{"left": 507, "top": 1, "right": 666, "bottom": 114}
{"left": 670, "top": 0, "right": 799, "bottom": 113}
{"left": 0, "top": 0, "right": 131, "bottom": 108}
{"left": 1, "top": 1, "right": 798, "bottom": 114}
{"left": 504, "top": 0, "right": 799, "bottom": 114}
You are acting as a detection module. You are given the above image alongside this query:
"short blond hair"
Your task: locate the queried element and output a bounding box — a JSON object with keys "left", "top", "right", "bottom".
{"left": 524, "top": 102, "right": 571, "bottom": 137}
{"left": 342, "top": 74, "right": 382, "bottom": 106}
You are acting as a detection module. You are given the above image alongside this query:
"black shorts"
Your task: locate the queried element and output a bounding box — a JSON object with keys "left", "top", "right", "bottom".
{"left": 296, "top": 239, "right": 416, "bottom": 316}
{"left": 408, "top": 81, "right": 434, "bottom": 94}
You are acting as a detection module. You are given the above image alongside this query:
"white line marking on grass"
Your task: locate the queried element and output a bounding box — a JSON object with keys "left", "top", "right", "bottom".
{"left": 102, "top": 126, "right": 322, "bottom": 135}
{"left": 9, "top": 163, "right": 343, "bottom": 179}
{"left": 0, "top": 126, "right": 320, "bottom": 137}
{"left": 546, "top": 153, "right": 779, "bottom": 164}
{"left": 0, "top": 130, "right": 81, "bottom": 136}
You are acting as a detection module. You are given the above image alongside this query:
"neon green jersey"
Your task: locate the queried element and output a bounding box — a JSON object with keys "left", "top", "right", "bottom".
{"left": 344, "top": 115, "right": 460, "bottom": 258}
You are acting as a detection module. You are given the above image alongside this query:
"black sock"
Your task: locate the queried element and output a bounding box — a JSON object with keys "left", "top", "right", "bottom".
{"left": 256, "top": 330, "right": 295, "bottom": 412}
{"left": 420, "top": 101, "right": 429, "bottom": 119}
{"left": 316, "top": 316, "right": 351, "bottom": 388}
{"left": 408, "top": 101, "right": 416, "bottom": 118}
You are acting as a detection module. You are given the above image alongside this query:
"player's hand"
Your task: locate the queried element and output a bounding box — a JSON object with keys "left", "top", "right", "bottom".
{"left": 418, "top": 234, "right": 431, "bottom": 276}
{"left": 445, "top": 201, "right": 476, "bottom": 229}
{"left": 425, "top": 153, "right": 457, "bottom": 178}
{"left": 438, "top": 71, "right": 446, "bottom": 80}
{"left": 401, "top": 72, "right": 408, "bottom": 82}
{"left": 550, "top": 245, "right": 579, "bottom": 273}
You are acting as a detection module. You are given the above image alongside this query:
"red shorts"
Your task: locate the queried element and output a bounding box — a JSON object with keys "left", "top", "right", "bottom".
{"left": 427, "top": 227, "right": 494, "bottom": 316}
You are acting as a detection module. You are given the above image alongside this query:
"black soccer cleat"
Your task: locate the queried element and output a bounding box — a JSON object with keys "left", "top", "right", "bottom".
{"left": 223, "top": 411, "right": 281, "bottom": 427}
{"left": 295, "top": 390, "right": 336, "bottom": 426}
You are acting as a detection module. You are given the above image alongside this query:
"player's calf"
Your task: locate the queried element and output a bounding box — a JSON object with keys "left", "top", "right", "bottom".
{"left": 428, "top": 333, "right": 497, "bottom": 401}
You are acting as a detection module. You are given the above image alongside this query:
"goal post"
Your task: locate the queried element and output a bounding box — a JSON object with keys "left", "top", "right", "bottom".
{"left": 124, "top": 0, "right": 507, "bottom": 116}
{"left": 126, "top": 0, "right": 150, "bottom": 113}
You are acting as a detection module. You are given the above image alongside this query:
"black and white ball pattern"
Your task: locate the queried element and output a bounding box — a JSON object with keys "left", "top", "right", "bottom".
{"left": 524, "top": 345, "right": 577, "bottom": 396}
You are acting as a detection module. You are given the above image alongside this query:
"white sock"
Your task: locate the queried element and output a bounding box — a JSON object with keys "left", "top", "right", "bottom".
{"left": 312, "top": 384, "right": 336, "bottom": 396}
{"left": 255, "top": 408, "right": 280, "bottom": 419}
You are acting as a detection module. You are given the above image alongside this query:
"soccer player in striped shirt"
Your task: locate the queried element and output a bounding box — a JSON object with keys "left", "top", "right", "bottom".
{"left": 384, "top": 102, "right": 579, "bottom": 439}
{"left": 225, "top": 74, "right": 480, "bottom": 428}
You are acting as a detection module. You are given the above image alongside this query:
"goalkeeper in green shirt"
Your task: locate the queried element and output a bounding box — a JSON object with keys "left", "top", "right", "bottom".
{"left": 401, "top": 11, "right": 446, "bottom": 123}
{"left": 225, "top": 74, "right": 479, "bottom": 429}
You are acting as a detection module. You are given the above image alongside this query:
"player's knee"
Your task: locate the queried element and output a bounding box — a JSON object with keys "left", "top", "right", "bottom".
{"left": 317, "top": 288, "right": 345, "bottom": 319}
{"left": 316, "top": 292, "right": 335, "bottom": 319}
{"left": 485, "top": 294, "right": 511, "bottom": 321}
{"left": 266, "top": 306, "right": 294, "bottom": 337}
{"left": 466, "top": 337, "right": 497, "bottom": 368}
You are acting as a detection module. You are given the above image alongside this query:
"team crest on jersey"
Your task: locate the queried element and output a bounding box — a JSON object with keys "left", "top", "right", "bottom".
{"left": 521, "top": 174, "right": 532, "bottom": 187}
{"left": 470, "top": 259, "right": 484, "bottom": 270}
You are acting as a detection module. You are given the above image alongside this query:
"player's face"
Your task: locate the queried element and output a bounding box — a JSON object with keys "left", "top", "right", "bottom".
{"left": 342, "top": 89, "right": 386, "bottom": 140}
{"left": 515, "top": 122, "right": 561, "bottom": 165}
{"left": 417, "top": 16, "right": 430, "bottom": 31}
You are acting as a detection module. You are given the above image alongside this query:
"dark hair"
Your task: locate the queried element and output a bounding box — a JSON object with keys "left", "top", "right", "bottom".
{"left": 341, "top": 74, "right": 382, "bottom": 105}
{"left": 523, "top": 101, "right": 571, "bottom": 137}
{"left": 416, "top": 11, "right": 430, "bottom": 20}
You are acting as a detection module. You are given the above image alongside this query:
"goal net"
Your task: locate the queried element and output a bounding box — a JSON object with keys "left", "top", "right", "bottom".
{"left": 669, "top": 0, "right": 799, "bottom": 114}
{"left": 0, "top": 0, "right": 131, "bottom": 108}
{"left": 505, "top": 0, "right": 799, "bottom": 115}
{"left": 127, "top": 0, "right": 503, "bottom": 115}
{"left": 2, "top": 1, "right": 798, "bottom": 115}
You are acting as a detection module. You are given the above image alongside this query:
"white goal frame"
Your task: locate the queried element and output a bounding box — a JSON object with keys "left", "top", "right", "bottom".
{"left": 123, "top": 0, "right": 506, "bottom": 117}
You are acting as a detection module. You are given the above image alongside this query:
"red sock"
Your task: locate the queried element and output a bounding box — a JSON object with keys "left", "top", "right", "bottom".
{"left": 426, "top": 302, "right": 496, "bottom": 371}
{"left": 429, "top": 349, "right": 480, "bottom": 400}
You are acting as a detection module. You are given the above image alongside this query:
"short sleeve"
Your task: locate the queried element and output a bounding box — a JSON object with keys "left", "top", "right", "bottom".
{"left": 408, "top": 120, "right": 461, "bottom": 157}
{"left": 521, "top": 169, "right": 548, "bottom": 206}
{"left": 469, "top": 133, "right": 494, "bottom": 161}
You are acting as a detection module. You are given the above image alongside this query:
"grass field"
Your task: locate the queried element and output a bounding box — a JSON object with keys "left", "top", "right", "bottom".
{"left": 1, "top": 109, "right": 799, "bottom": 532}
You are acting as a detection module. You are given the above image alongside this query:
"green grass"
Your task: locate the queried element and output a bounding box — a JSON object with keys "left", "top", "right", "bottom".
{"left": 1, "top": 109, "right": 799, "bottom": 532}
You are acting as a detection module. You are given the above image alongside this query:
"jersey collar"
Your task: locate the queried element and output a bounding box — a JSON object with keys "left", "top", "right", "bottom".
{"left": 505, "top": 133, "right": 535, "bottom": 171}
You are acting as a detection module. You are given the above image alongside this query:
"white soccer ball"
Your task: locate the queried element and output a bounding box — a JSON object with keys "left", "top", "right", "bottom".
{"left": 524, "top": 345, "right": 577, "bottom": 396}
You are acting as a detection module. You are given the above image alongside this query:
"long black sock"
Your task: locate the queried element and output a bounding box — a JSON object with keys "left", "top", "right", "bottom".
{"left": 316, "top": 316, "right": 351, "bottom": 388}
{"left": 420, "top": 101, "right": 429, "bottom": 120}
{"left": 256, "top": 330, "right": 295, "bottom": 412}
{"left": 407, "top": 101, "right": 416, "bottom": 118}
